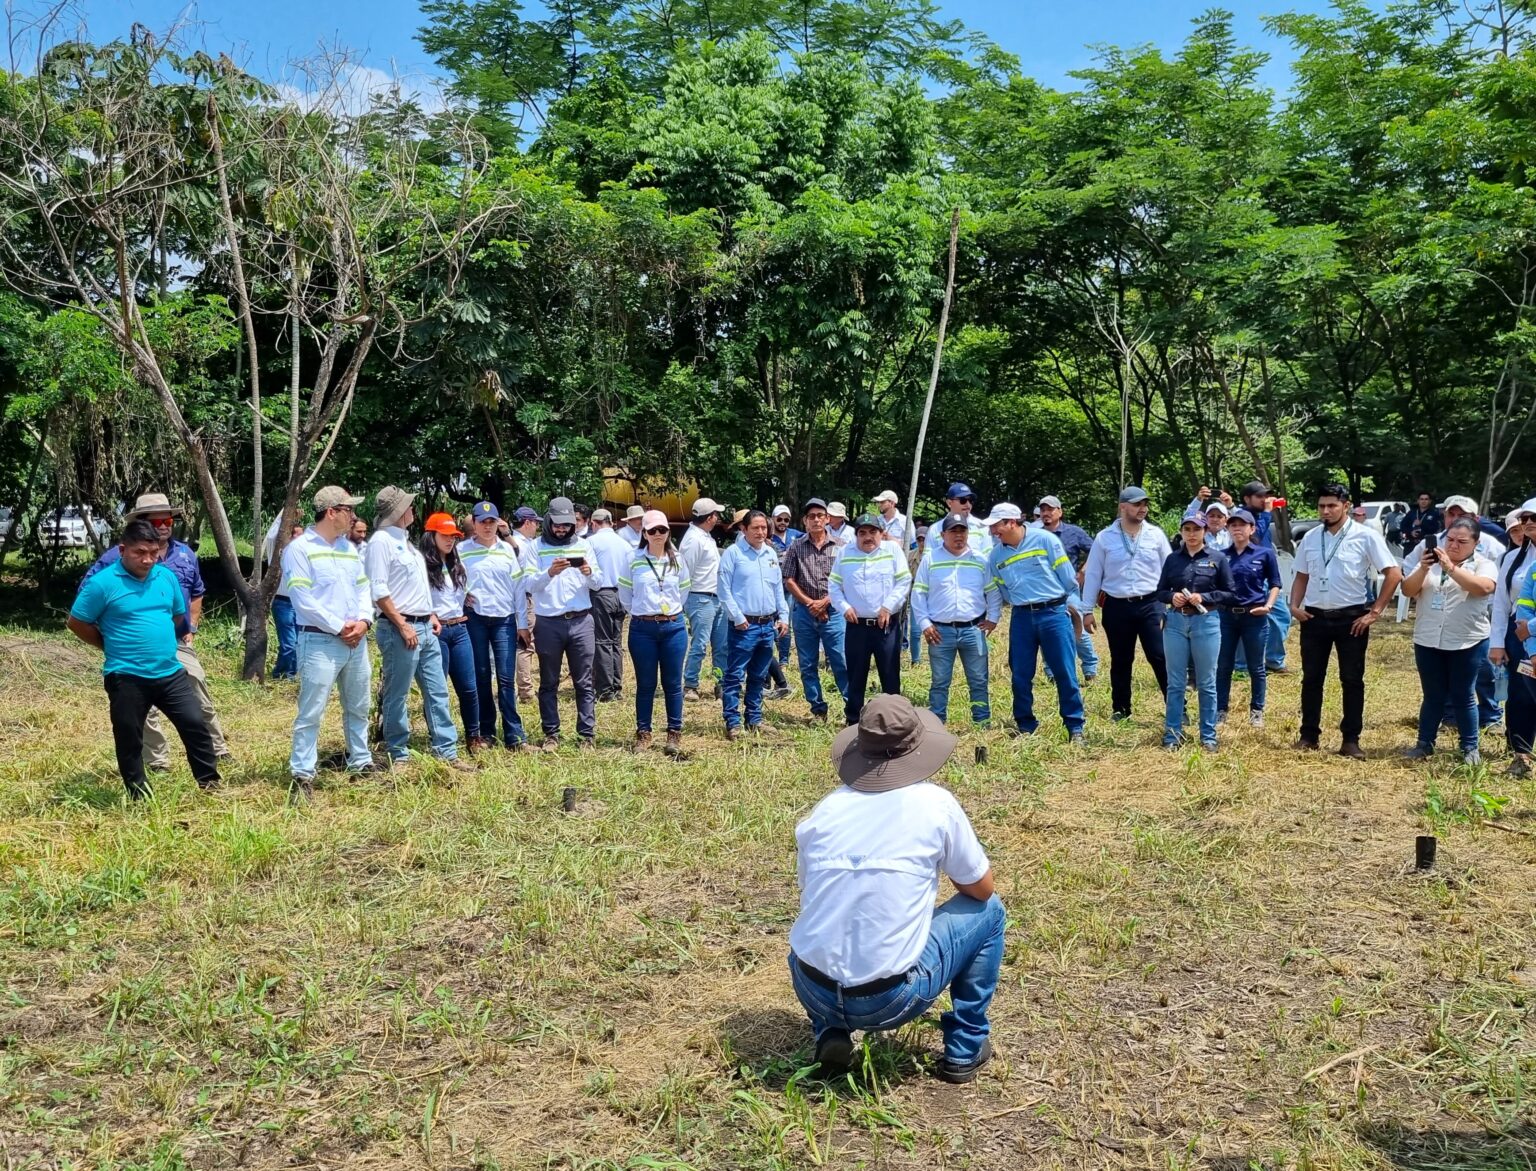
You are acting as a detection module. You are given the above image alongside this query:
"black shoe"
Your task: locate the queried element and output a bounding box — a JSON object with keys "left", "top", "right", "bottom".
{"left": 813, "top": 1029, "right": 855, "bottom": 1074}
{"left": 936, "top": 1038, "right": 993, "bottom": 1085}
{"left": 288, "top": 775, "right": 314, "bottom": 805}
{"left": 1111, "top": 711, "right": 1131, "bottom": 723}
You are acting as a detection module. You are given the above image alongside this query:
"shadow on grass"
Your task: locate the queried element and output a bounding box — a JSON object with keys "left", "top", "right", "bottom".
{"left": 719, "top": 1006, "right": 929, "bottom": 1094}
{"left": 52, "top": 771, "right": 127, "bottom": 810}
{"left": 1356, "top": 1120, "right": 1535, "bottom": 1170}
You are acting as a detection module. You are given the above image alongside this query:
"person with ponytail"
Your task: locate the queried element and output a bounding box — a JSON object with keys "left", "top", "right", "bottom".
{"left": 421, "top": 513, "right": 482, "bottom": 751}
{"left": 618, "top": 511, "right": 690, "bottom": 757}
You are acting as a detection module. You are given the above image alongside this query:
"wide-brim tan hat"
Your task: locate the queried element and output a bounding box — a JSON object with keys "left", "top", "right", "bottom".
{"left": 125, "top": 492, "right": 183, "bottom": 520}
{"left": 374, "top": 485, "right": 416, "bottom": 529}
{"left": 831, "top": 695, "right": 958, "bottom": 793}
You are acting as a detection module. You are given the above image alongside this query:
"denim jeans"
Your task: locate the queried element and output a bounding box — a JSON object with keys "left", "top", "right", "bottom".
{"left": 908, "top": 608, "right": 923, "bottom": 664}
{"left": 1267, "top": 592, "right": 1291, "bottom": 669}
{"left": 778, "top": 627, "right": 792, "bottom": 665}
{"left": 376, "top": 618, "right": 459, "bottom": 761}
{"left": 436, "top": 620, "right": 480, "bottom": 741}
{"left": 629, "top": 616, "right": 687, "bottom": 733}
{"left": 1217, "top": 610, "right": 1268, "bottom": 713}
{"left": 467, "top": 611, "right": 527, "bottom": 747}
{"left": 1043, "top": 624, "right": 1099, "bottom": 683}
{"left": 789, "top": 893, "right": 1006, "bottom": 1065}
{"left": 1008, "top": 604, "right": 1085, "bottom": 734}
{"left": 790, "top": 601, "right": 850, "bottom": 715}
{"left": 723, "top": 620, "right": 776, "bottom": 728}
{"left": 1415, "top": 639, "right": 1484, "bottom": 753}
{"left": 1163, "top": 609, "right": 1220, "bottom": 745}
{"left": 683, "top": 592, "right": 730, "bottom": 689}
{"left": 290, "top": 630, "right": 373, "bottom": 778}
{"left": 926, "top": 624, "right": 990, "bottom": 723}
{"left": 270, "top": 594, "right": 298, "bottom": 680}
{"left": 1451, "top": 654, "right": 1502, "bottom": 728}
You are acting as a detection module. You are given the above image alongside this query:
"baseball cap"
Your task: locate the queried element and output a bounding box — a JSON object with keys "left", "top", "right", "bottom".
{"left": 1443, "top": 494, "right": 1479, "bottom": 515}
{"left": 982, "top": 502, "right": 1023, "bottom": 527}
{"left": 691, "top": 497, "right": 722, "bottom": 518}
{"left": 1118, "top": 486, "right": 1150, "bottom": 505}
{"left": 314, "top": 485, "right": 364, "bottom": 511}
{"left": 854, "top": 512, "right": 883, "bottom": 530}
{"left": 803, "top": 497, "right": 828, "bottom": 514}
{"left": 1241, "top": 480, "right": 1269, "bottom": 499}
{"left": 1180, "top": 509, "right": 1208, "bottom": 528}
{"left": 1229, "top": 508, "right": 1257, "bottom": 525}
{"left": 828, "top": 502, "right": 849, "bottom": 519}
{"left": 471, "top": 501, "right": 501, "bottom": 522}
{"left": 945, "top": 482, "right": 975, "bottom": 500}
{"left": 874, "top": 489, "right": 899, "bottom": 504}
{"left": 546, "top": 496, "right": 578, "bottom": 525}
{"left": 424, "top": 512, "right": 463, "bottom": 537}
{"left": 642, "top": 509, "right": 669, "bottom": 531}
{"left": 591, "top": 508, "right": 613, "bottom": 523}
{"left": 1205, "top": 500, "right": 1229, "bottom": 516}
{"left": 624, "top": 505, "right": 645, "bottom": 520}
{"left": 1037, "top": 494, "right": 1062, "bottom": 510}
{"left": 513, "top": 506, "right": 539, "bottom": 523}
{"left": 940, "top": 512, "right": 969, "bottom": 532}
{"left": 772, "top": 504, "right": 792, "bottom": 517}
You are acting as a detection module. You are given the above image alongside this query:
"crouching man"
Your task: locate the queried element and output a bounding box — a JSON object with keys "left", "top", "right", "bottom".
{"left": 786, "top": 694, "right": 1005, "bottom": 1083}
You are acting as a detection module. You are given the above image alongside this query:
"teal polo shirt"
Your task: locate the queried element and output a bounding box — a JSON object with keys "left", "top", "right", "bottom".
{"left": 70, "top": 561, "right": 186, "bottom": 679}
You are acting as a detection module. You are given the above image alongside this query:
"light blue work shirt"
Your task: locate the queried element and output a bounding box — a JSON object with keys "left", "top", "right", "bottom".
{"left": 987, "top": 529, "right": 1082, "bottom": 612}
{"left": 718, "top": 537, "right": 789, "bottom": 625}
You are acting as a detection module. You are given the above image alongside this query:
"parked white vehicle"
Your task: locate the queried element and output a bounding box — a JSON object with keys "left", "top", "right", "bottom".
{"left": 37, "top": 506, "right": 111, "bottom": 548}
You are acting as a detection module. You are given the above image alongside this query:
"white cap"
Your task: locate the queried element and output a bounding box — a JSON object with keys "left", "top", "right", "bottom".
{"left": 772, "top": 504, "right": 792, "bottom": 517}
{"left": 1506, "top": 497, "right": 1536, "bottom": 530}
{"left": 874, "top": 489, "right": 899, "bottom": 504}
{"left": 1205, "top": 501, "right": 1229, "bottom": 516}
{"left": 691, "top": 497, "right": 722, "bottom": 518}
{"left": 1443, "top": 494, "right": 1479, "bottom": 515}
{"left": 828, "top": 502, "right": 848, "bottom": 519}
{"left": 982, "top": 502, "right": 1023, "bottom": 527}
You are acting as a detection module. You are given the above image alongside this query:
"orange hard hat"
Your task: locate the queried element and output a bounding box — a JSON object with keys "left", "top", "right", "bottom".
{"left": 424, "top": 512, "right": 463, "bottom": 537}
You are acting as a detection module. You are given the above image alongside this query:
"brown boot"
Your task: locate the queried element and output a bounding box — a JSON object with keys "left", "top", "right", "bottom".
{"left": 663, "top": 731, "right": 685, "bottom": 759}
{"left": 1338, "top": 740, "right": 1366, "bottom": 760}
{"left": 633, "top": 731, "right": 653, "bottom": 753}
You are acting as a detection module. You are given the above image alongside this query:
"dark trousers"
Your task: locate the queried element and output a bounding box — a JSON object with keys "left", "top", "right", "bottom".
{"left": 535, "top": 612, "right": 597, "bottom": 739}
{"left": 843, "top": 619, "right": 902, "bottom": 724}
{"left": 1299, "top": 605, "right": 1370, "bottom": 742}
{"left": 591, "top": 587, "right": 626, "bottom": 699}
{"left": 437, "top": 620, "right": 480, "bottom": 741}
{"left": 1101, "top": 595, "right": 1167, "bottom": 717}
{"left": 105, "top": 669, "right": 219, "bottom": 798}
{"left": 1506, "top": 617, "right": 1536, "bottom": 755}
{"left": 1415, "top": 640, "right": 1484, "bottom": 753}
{"left": 467, "top": 611, "right": 527, "bottom": 746}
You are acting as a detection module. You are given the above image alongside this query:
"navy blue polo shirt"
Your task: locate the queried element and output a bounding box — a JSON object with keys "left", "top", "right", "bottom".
{"left": 1225, "top": 543, "right": 1283, "bottom": 607}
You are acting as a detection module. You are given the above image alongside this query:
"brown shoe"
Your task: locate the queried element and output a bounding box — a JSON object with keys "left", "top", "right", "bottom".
{"left": 467, "top": 736, "right": 492, "bottom": 754}
{"left": 578, "top": 736, "right": 597, "bottom": 751}
{"left": 539, "top": 736, "right": 560, "bottom": 752}
{"left": 663, "top": 731, "right": 685, "bottom": 759}
{"left": 1294, "top": 737, "right": 1319, "bottom": 751}
{"left": 1338, "top": 740, "right": 1366, "bottom": 760}
{"left": 443, "top": 756, "right": 477, "bottom": 773}
{"left": 725, "top": 726, "right": 743, "bottom": 742}
{"left": 633, "top": 731, "right": 653, "bottom": 753}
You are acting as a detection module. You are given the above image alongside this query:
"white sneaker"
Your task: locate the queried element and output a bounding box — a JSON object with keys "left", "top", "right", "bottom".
{"left": 1249, "top": 710, "right": 1264, "bottom": 729}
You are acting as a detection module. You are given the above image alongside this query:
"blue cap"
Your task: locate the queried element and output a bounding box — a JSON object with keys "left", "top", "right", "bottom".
{"left": 471, "top": 501, "right": 500, "bottom": 521}
{"left": 946, "top": 482, "right": 975, "bottom": 500}
{"left": 1230, "top": 508, "right": 1257, "bottom": 525}
{"left": 1180, "top": 508, "right": 1208, "bottom": 528}
{"left": 513, "top": 506, "right": 539, "bottom": 523}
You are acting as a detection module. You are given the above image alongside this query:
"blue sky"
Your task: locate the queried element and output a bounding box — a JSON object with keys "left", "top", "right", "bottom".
{"left": 64, "top": 0, "right": 1336, "bottom": 95}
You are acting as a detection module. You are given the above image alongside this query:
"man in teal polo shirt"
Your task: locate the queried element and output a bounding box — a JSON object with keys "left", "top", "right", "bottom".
{"left": 67, "top": 519, "right": 221, "bottom": 800}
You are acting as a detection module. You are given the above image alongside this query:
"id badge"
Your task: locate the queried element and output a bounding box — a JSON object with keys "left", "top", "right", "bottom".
{"left": 1430, "top": 593, "right": 1447, "bottom": 611}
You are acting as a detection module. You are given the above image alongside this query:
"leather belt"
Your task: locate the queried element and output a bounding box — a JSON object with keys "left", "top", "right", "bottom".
{"left": 933, "top": 615, "right": 984, "bottom": 627}
{"left": 847, "top": 616, "right": 885, "bottom": 627}
{"left": 633, "top": 613, "right": 681, "bottom": 623}
{"left": 401, "top": 613, "right": 432, "bottom": 623}
{"left": 299, "top": 624, "right": 339, "bottom": 636}
{"left": 1225, "top": 605, "right": 1260, "bottom": 615}
{"left": 1108, "top": 592, "right": 1156, "bottom": 603}
{"left": 797, "top": 960, "right": 907, "bottom": 999}
{"left": 439, "top": 616, "right": 467, "bottom": 626}
{"left": 1016, "top": 596, "right": 1066, "bottom": 612}
{"left": 553, "top": 608, "right": 591, "bottom": 620}
{"left": 745, "top": 614, "right": 777, "bottom": 625}
{"left": 689, "top": 591, "right": 716, "bottom": 597}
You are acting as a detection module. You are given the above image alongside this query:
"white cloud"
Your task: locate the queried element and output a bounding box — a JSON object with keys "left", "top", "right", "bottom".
{"left": 272, "top": 59, "right": 449, "bottom": 117}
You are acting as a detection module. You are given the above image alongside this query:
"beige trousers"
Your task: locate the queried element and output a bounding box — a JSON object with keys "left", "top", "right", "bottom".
{"left": 144, "top": 642, "right": 229, "bottom": 768}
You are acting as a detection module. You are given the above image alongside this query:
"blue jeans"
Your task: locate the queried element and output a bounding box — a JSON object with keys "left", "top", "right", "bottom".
{"left": 1267, "top": 593, "right": 1291, "bottom": 669}
{"left": 908, "top": 608, "right": 923, "bottom": 664}
{"left": 436, "top": 620, "right": 480, "bottom": 741}
{"left": 1163, "top": 609, "right": 1220, "bottom": 745}
{"left": 723, "top": 620, "right": 776, "bottom": 728}
{"left": 376, "top": 618, "right": 459, "bottom": 761}
{"left": 683, "top": 593, "right": 730, "bottom": 689}
{"left": 270, "top": 594, "right": 298, "bottom": 679}
{"left": 778, "top": 628, "right": 792, "bottom": 665}
{"left": 1008, "top": 604, "right": 1085, "bottom": 734}
{"left": 789, "top": 893, "right": 1006, "bottom": 1065}
{"left": 630, "top": 617, "right": 687, "bottom": 733}
{"left": 1217, "top": 610, "right": 1268, "bottom": 713}
{"left": 290, "top": 630, "right": 372, "bottom": 778}
{"left": 790, "top": 601, "right": 850, "bottom": 715}
{"left": 1416, "top": 640, "right": 1484, "bottom": 753}
{"left": 927, "top": 624, "right": 990, "bottom": 723}
{"left": 467, "top": 611, "right": 528, "bottom": 747}
{"left": 1043, "top": 624, "right": 1099, "bottom": 683}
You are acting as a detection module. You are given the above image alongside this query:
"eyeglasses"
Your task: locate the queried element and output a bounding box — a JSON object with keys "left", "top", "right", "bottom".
{"left": 645, "top": 526, "right": 670, "bottom": 535}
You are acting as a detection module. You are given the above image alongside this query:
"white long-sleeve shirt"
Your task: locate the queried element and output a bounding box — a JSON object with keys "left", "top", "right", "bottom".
{"left": 1491, "top": 542, "right": 1535, "bottom": 649}
{"left": 910, "top": 546, "right": 1001, "bottom": 629}
{"left": 829, "top": 543, "right": 910, "bottom": 617}
{"left": 678, "top": 523, "right": 721, "bottom": 595}
{"left": 282, "top": 528, "right": 371, "bottom": 634}
{"left": 1082, "top": 521, "right": 1172, "bottom": 603}
{"left": 618, "top": 549, "right": 691, "bottom": 617}
{"left": 587, "top": 526, "right": 634, "bottom": 590}
{"left": 458, "top": 537, "right": 527, "bottom": 622}
{"left": 365, "top": 525, "right": 433, "bottom": 617}
{"left": 526, "top": 536, "right": 605, "bottom": 616}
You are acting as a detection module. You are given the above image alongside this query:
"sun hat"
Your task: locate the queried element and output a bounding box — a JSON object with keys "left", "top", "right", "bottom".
{"left": 625, "top": 505, "right": 645, "bottom": 520}
{"left": 314, "top": 485, "right": 364, "bottom": 511}
{"left": 641, "top": 509, "right": 669, "bottom": 532}
{"left": 546, "top": 496, "right": 578, "bottom": 525}
{"left": 1118, "top": 486, "right": 1150, "bottom": 504}
{"left": 424, "top": 512, "right": 462, "bottom": 537}
{"left": 731, "top": 508, "right": 751, "bottom": 527}
{"left": 828, "top": 502, "right": 849, "bottom": 519}
{"left": 471, "top": 501, "right": 501, "bottom": 522}
{"left": 124, "top": 492, "right": 184, "bottom": 520}
{"left": 945, "top": 482, "right": 975, "bottom": 500}
{"left": 982, "top": 502, "right": 1022, "bottom": 527}
{"left": 875, "top": 489, "right": 899, "bottom": 504}
{"left": 691, "top": 497, "right": 722, "bottom": 518}
{"left": 831, "top": 695, "right": 958, "bottom": 793}
{"left": 854, "top": 512, "right": 883, "bottom": 530}
{"left": 1037, "top": 494, "right": 1062, "bottom": 509}
{"left": 374, "top": 486, "right": 415, "bottom": 529}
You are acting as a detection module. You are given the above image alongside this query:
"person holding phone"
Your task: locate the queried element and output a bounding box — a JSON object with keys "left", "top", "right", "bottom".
{"left": 1156, "top": 510, "right": 1235, "bottom": 750}
{"left": 527, "top": 496, "right": 605, "bottom": 748}
{"left": 1403, "top": 517, "right": 1498, "bottom": 765}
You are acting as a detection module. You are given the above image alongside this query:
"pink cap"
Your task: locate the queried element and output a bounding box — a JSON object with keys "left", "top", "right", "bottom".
{"left": 642, "top": 509, "right": 670, "bottom": 531}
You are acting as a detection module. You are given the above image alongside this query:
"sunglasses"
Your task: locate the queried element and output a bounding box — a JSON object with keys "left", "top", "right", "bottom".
{"left": 645, "top": 525, "right": 670, "bottom": 535}
{"left": 146, "top": 515, "right": 175, "bottom": 526}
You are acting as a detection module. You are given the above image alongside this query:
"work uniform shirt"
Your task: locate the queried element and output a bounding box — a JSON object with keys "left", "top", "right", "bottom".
{"left": 789, "top": 782, "right": 990, "bottom": 985}
{"left": 1402, "top": 533, "right": 1506, "bottom": 571}
{"left": 1294, "top": 520, "right": 1397, "bottom": 610}
{"left": 781, "top": 533, "right": 842, "bottom": 603}
{"left": 70, "top": 561, "right": 186, "bottom": 679}
{"left": 825, "top": 522, "right": 850, "bottom": 548}
{"left": 964, "top": 516, "right": 993, "bottom": 557}
{"left": 526, "top": 536, "right": 605, "bottom": 617}
{"left": 282, "top": 528, "right": 372, "bottom": 634}
{"left": 429, "top": 571, "right": 467, "bottom": 622}
{"left": 880, "top": 510, "right": 911, "bottom": 548}
{"left": 829, "top": 543, "right": 910, "bottom": 618}
{"left": 457, "top": 537, "right": 527, "bottom": 622}
{"left": 769, "top": 527, "right": 804, "bottom": 555}
{"left": 1491, "top": 542, "right": 1536, "bottom": 649}
{"left": 1414, "top": 554, "right": 1498, "bottom": 651}
{"left": 618, "top": 550, "right": 691, "bottom": 617}
{"left": 911, "top": 545, "right": 1001, "bottom": 629}
{"left": 1082, "top": 522, "right": 1172, "bottom": 603}
{"left": 1207, "top": 527, "right": 1233, "bottom": 552}
{"left": 1225, "top": 543, "right": 1283, "bottom": 608}
{"left": 678, "top": 524, "right": 721, "bottom": 595}
{"left": 1155, "top": 545, "right": 1236, "bottom": 609}
{"left": 988, "top": 530, "right": 1082, "bottom": 610}
{"left": 619, "top": 524, "right": 643, "bottom": 549}
{"left": 365, "top": 525, "right": 433, "bottom": 617}
{"left": 718, "top": 539, "right": 789, "bottom": 625}
{"left": 83, "top": 537, "right": 204, "bottom": 637}
{"left": 588, "top": 527, "right": 634, "bottom": 591}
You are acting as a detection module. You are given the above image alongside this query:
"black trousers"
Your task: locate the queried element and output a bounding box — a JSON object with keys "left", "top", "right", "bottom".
{"left": 1299, "top": 605, "right": 1370, "bottom": 742}
{"left": 591, "top": 588, "right": 626, "bottom": 699}
{"left": 1101, "top": 596, "right": 1167, "bottom": 717}
{"left": 843, "top": 620, "right": 902, "bottom": 724}
{"left": 1505, "top": 617, "right": 1536, "bottom": 755}
{"left": 104, "top": 669, "right": 219, "bottom": 798}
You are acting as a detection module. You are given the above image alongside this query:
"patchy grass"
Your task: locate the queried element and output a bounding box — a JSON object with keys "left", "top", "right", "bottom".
{"left": 0, "top": 610, "right": 1532, "bottom": 1170}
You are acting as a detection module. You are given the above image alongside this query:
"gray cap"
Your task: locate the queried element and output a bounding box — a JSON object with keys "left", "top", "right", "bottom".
{"left": 374, "top": 485, "right": 415, "bottom": 528}
{"left": 314, "top": 485, "right": 364, "bottom": 511}
{"left": 940, "top": 512, "right": 970, "bottom": 532}
{"left": 1037, "top": 494, "right": 1062, "bottom": 510}
{"left": 547, "top": 496, "right": 578, "bottom": 525}
{"left": 1118, "top": 486, "right": 1150, "bottom": 504}
{"left": 591, "top": 508, "right": 613, "bottom": 523}
{"left": 691, "top": 497, "right": 722, "bottom": 518}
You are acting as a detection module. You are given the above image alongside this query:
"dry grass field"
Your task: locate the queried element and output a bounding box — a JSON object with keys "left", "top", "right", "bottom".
{"left": 0, "top": 597, "right": 1532, "bottom": 1170}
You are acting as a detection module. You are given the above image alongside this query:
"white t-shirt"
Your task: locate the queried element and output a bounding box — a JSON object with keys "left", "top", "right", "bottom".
{"left": 1294, "top": 520, "right": 1397, "bottom": 609}
{"left": 789, "top": 782, "right": 990, "bottom": 985}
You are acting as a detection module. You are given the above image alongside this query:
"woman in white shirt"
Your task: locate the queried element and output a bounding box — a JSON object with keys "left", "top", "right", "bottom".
{"left": 618, "top": 510, "right": 690, "bottom": 757}
{"left": 1401, "top": 517, "right": 1498, "bottom": 765}
{"left": 420, "top": 513, "right": 482, "bottom": 751}
{"left": 1490, "top": 501, "right": 1536, "bottom": 776}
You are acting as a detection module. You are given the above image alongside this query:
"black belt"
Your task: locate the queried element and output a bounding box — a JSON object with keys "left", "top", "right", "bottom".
{"left": 933, "top": 615, "right": 985, "bottom": 627}
{"left": 797, "top": 960, "right": 907, "bottom": 999}
{"left": 1308, "top": 604, "right": 1370, "bottom": 616}
{"left": 847, "top": 616, "right": 885, "bottom": 627}
{"left": 1108, "top": 592, "right": 1156, "bottom": 604}
{"left": 593, "top": 586, "right": 619, "bottom": 593}
{"left": 633, "top": 613, "right": 681, "bottom": 623}
{"left": 1015, "top": 596, "right": 1066, "bottom": 612}
{"left": 401, "top": 613, "right": 432, "bottom": 623}
{"left": 552, "top": 608, "right": 591, "bottom": 620}
{"left": 689, "top": 591, "right": 716, "bottom": 597}
{"left": 1225, "top": 605, "right": 1262, "bottom": 615}
{"left": 299, "top": 624, "right": 339, "bottom": 636}
{"left": 745, "top": 613, "right": 777, "bottom": 625}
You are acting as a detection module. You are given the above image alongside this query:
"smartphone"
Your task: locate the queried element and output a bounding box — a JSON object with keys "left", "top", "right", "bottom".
{"left": 566, "top": 555, "right": 586, "bottom": 567}
{"left": 1425, "top": 531, "right": 1437, "bottom": 551}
